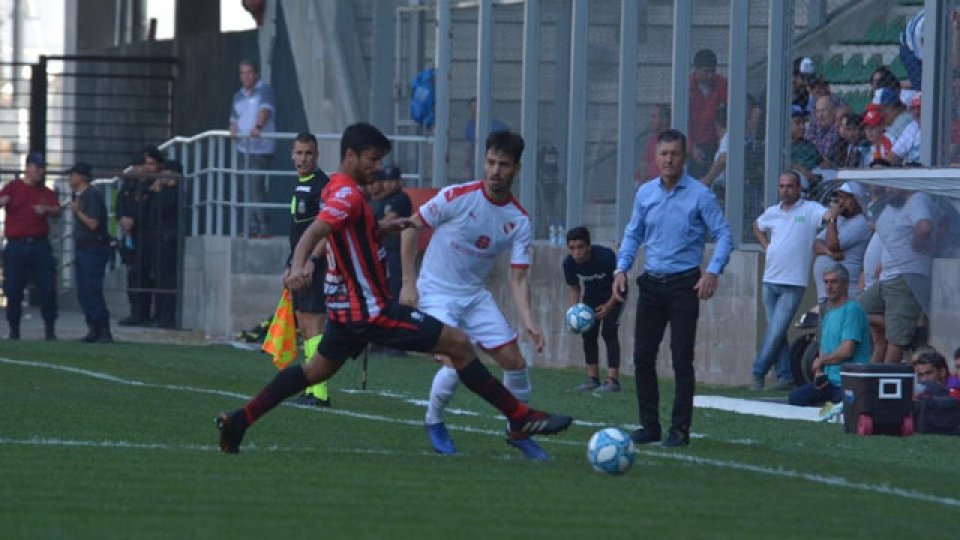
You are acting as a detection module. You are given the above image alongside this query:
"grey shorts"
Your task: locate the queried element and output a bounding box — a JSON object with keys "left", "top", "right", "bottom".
{"left": 857, "top": 275, "right": 921, "bottom": 346}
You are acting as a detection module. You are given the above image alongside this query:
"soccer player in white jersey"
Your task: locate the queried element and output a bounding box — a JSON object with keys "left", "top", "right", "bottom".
{"left": 399, "top": 130, "right": 548, "bottom": 460}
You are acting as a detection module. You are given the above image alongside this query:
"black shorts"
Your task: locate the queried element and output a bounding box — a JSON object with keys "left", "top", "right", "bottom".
{"left": 316, "top": 302, "right": 444, "bottom": 362}
{"left": 291, "top": 266, "right": 326, "bottom": 313}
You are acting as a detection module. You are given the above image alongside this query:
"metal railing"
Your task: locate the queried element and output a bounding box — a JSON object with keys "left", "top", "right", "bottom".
{"left": 157, "top": 130, "right": 433, "bottom": 237}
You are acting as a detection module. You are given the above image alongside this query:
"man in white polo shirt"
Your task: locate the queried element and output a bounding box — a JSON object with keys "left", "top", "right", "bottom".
{"left": 752, "top": 170, "right": 839, "bottom": 390}
{"left": 229, "top": 59, "right": 276, "bottom": 237}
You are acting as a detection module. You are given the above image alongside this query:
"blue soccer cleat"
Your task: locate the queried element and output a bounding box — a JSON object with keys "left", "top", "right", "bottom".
{"left": 505, "top": 434, "right": 550, "bottom": 461}
{"left": 425, "top": 422, "right": 457, "bottom": 455}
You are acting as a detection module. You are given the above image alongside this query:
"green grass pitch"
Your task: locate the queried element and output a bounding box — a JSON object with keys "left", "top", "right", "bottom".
{"left": 1, "top": 340, "right": 958, "bottom": 539}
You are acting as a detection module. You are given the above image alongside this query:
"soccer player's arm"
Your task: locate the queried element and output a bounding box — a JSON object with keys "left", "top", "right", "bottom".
{"left": 289, "top": 189, "right": 354, "bottom": 289}
{"left": 509, "top": 224, "right": 543, "bottom": 351}
{"left": 510, "top": 265, "right": 544, "bottom": 351}
{"left": 399, "top": 213, "right": 425, "bottom": 307}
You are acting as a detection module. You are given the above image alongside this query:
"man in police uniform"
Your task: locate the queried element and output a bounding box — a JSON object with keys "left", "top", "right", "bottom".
{"left": 283, "top": 132, "right": 332, "bottom": 407}
{"left": 116, "top": 146, "right": 164, "bottom": 326}
{"left": 371, "top": 165, "right": 412, "bottom": 301}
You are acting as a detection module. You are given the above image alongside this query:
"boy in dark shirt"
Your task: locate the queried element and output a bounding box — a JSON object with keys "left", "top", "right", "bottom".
{"left": 562, "top": 226, "right": 624, "bottom": 392}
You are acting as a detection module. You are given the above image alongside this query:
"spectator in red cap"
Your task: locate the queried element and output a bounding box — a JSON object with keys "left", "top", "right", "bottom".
{"left": 863, "top": 106, "right": 892, "bottom": 164}
{"left": 0, "top": 152, "right": 61, "bottom": 340}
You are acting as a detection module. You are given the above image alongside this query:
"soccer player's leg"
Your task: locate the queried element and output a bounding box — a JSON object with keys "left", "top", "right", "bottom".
{"left": 216, "top": 321, "right": 359, "bottom": 454}
{"left": 372, "top": 303, "right": 573, "bottom": 441}
{"left": 417, "top": 295, "right": 462, "bottom": 454}
{"left": 469, "top": 295, "right": 548, "bottom": 460}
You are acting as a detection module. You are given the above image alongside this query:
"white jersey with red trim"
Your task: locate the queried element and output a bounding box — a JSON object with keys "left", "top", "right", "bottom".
{"left": 417, "top": 180, "right": 532, "bottom": 295}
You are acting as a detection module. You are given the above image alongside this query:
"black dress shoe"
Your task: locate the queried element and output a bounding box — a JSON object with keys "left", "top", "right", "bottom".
{"left": 663, "top": 428, "right": 690, "bottom": 448}
{"left": 631, "top": 427, "right": 662, "bottom": 444}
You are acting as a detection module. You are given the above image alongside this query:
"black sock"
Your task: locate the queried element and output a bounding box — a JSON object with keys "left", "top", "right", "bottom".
{"left": 242, "top": 365, "right": 309, "bottom": 427}
{"left": 457, "top": 359, "right": 528, "bottom": 422}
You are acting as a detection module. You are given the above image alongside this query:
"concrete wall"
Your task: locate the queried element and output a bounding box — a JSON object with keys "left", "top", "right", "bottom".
{"left": 181, "top": 236, "right": 288, "bottom": 339}
{"left": 488, "top": 244, "right": 763, "bottom": 386}
{"left": 177, "top": 235, "right": 960, "bottom": 385}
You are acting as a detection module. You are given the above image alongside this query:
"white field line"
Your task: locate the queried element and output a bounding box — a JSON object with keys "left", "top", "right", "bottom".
{"left": 0, "top": 436, "right": 435, "bottom": 457}
{"left": 2, "top": 356, "right": 959, "bottom": 508}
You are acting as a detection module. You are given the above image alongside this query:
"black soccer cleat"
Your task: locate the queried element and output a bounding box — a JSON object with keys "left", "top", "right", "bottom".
{"left": 215, "top": 411, "right": 246, "bottom": 454}
{"left": 508, "top": 409, "right": 573, "bottom": 440}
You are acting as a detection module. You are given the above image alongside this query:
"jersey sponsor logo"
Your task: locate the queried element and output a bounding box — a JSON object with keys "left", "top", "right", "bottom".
{"left": 296, "top": 185, "right": 312, "bottom": 192}
{"left": 503, "top": 221, "right": 516, "bottom": 234}
{"left": 475, "top": 235, "right": 491, "bottom": 250}
{"left": 410, "top": 310, "right": 424, "bottom": 322}
{"left": 335, "top": 187, "right": 352, "bottom": 199}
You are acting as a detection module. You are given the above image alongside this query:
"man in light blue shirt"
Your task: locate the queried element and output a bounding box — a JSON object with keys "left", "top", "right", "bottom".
{"left": 229, "top": 60, "right": 276, "bottom": 237}
{"left": 612, "top": 129, "right": 733, "bottom": 447}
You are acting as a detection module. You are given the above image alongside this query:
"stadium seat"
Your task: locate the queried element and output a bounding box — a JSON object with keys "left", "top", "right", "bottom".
{"left": 823, "top": 54, "right": 845, "bottom": 84}
{"left": 841, "top": 53, "right": 864, "bottom": 84}
{"left": 889, "top": 55, "right": 908, "bottom": 80}
{"left": 884, "top": 15, "right": 906, "bottom": 43}
{"left": 862, "top": 54, "right": 883, "bottom": 82}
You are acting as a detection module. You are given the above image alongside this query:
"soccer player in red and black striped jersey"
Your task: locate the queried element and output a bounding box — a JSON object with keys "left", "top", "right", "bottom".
{"left": 216, "top": 123, "right": 572, "bottom": 453}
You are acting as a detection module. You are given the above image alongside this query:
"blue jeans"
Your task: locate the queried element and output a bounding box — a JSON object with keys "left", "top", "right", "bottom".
{"left": 2, "top": 237, "right": 57, "bottom": 327}
{"left": 789, "top": 383, "right": 842, "bottom": 406}
{"left": 752, "top": 282, "right": 805, "bottom": 383}
{"left": 75, "top": 245, "right": 111, "bottom": 324}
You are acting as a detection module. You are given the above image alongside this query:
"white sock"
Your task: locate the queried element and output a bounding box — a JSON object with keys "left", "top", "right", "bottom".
{"left": 502, "top": 367, "right": 532, "bottom": 403}
{"left": 425, "top": 365, "right": 460, "bottom": 425}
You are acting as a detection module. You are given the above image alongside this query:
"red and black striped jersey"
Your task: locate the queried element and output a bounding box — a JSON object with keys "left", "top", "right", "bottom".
{"left": 316, "top": 173, "right": 391, "bottom": 324}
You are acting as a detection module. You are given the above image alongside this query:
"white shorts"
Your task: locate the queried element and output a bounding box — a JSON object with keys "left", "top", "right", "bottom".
{"left": 418, "top": 288, "right": 518, "bottom": 351}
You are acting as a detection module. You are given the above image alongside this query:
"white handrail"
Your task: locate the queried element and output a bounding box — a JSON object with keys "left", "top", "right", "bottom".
{"left": 157, "top": 130, "right": 434, "bottom": 237}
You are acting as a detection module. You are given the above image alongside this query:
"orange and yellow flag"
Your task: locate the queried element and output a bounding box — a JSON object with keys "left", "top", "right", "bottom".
{"left": 261, "top": 288, "right": 298, "bottom": 370}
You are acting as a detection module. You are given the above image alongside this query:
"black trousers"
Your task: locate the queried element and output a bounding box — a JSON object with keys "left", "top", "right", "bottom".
{"left": 633, "top": 269, "right": 700, "bottom": 433}
{"left": 581, "top": 301, "right": 622, "bottom": 369}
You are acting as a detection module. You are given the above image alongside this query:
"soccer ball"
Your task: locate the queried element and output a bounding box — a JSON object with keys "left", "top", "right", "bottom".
{"left": 587, "top": 428, "right": 635, "bottom": 475}
{"left": 566, "top": 303, "right": 595, "bottom": 334}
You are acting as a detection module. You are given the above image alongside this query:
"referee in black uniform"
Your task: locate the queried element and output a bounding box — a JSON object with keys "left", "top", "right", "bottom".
{"left": 284, "top": 132, "right": 332, "bottom": 407}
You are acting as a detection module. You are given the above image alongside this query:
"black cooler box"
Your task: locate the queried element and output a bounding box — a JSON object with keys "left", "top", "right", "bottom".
{"left": 840, "top": 363, "right": 915, "bottom": 436}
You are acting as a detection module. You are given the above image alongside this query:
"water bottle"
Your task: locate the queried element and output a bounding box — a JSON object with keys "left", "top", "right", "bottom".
{"left": 548, "top": 222, "right": 558, "bottom": 246}
{"left": 124, "top": 234, "right": 134, "bottom": 250}
{"left": 555, "top": 223, "right": 566, "bottom": 247}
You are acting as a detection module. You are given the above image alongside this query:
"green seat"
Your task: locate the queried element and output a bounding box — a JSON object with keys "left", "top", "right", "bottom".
{"left": 855, "top": 18, "right": 886, "bottom": 44}
{"left": 840, "top": 90, "right": 871, "bottom": 115}
{"left": 889, "top": 54, "right": 908, "bottom": 80}
{"left": 885, "top": 15, "right": 906, "bottom": 43}
{"left": 822, "top": 53, "right": 845, "bottom": 84}
{"left": 841, "top": 53, "right": 864, "bottom": 84}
